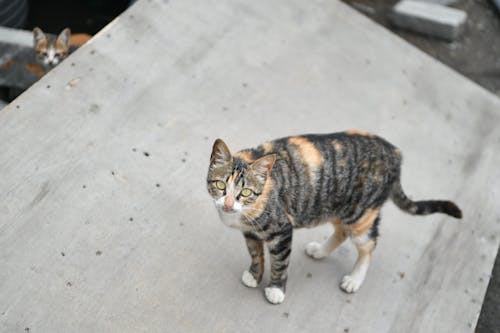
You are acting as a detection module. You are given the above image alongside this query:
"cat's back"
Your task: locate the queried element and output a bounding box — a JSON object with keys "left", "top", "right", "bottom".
{"left": 242, "top": 131, "right": 400, "bottom": 166}
{"left": 236, "top": 131, "right": 402, "bottom": 224}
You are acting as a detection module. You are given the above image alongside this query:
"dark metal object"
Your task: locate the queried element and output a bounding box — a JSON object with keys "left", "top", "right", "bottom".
{"left": 492, "top": 0, "right": 500, "bottom": 13}
{"left": 0, "top": 0, "right": 28, "bottom": 28}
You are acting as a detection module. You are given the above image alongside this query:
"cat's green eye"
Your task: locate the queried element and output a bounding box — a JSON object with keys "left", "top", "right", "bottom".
{"left": 240, "top": 188, "right": 253, "bottom": 197}
{"left": 215, "top": 180, "right": 226, "bottom": 190}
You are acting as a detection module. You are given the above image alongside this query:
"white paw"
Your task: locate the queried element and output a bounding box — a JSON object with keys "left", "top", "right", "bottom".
{"left": 340, "top": 275, "right": 362, "bottom": 293}
{"left": 305, "top": 241, "right": 326, "bottom": 259}
{"left": 241, "top": 270, "right": 258, "bottom": 288}
{"left": 264, "top": 287, "right": 285, "bottom": 304}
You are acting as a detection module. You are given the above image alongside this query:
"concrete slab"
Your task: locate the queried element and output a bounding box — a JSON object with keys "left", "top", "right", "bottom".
{"left": 0, "top": 0, "right": 499, "bottom": 332}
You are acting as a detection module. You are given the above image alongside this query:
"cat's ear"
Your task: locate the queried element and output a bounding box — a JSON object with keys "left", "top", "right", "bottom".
{"left": 57, "top": 28, "right": 71, "bottom": 47}
{"left": 249, "top": 154, "right": 276, "bottom": 182}
{"left": 210, "top": 139, "right": 232, "bottom": 167}
{"left": 33, "top": 27, "right": 47, "bottom": 46}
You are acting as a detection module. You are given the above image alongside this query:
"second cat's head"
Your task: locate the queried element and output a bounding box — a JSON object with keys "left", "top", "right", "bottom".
{"left": 207, "top": 139, "right": 276, "bottom": 229}
{"left": 33, "top": 27, "right": 70, "bottom": 66}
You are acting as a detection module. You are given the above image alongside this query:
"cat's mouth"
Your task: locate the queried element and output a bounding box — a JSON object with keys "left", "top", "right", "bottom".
{"left": 221, "top": 207, "right": 239, "bottom": 215}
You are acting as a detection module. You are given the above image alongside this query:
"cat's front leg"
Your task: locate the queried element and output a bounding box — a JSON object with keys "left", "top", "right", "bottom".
{"left": 265, "top": 226, "right": 293, "bottom": 304}
{"left": 242, "top": 233, "right": 264, "bottom": 288}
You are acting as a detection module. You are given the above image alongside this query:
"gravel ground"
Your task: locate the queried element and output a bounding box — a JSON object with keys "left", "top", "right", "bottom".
{"left": 341, "top": 1, "right": 500, "bottom": 331}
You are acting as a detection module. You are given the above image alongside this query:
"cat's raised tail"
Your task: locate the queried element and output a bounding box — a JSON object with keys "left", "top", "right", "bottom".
{"left": 390, "top": 180, "right": 462, "bottom": 219}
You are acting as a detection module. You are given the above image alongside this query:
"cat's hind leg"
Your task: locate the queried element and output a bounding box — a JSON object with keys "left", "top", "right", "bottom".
{"left": 340, "top": 210, "right": 379, "bottom": 293}
{"left": 305, "top": 219, "right": 347, "bottom": 259}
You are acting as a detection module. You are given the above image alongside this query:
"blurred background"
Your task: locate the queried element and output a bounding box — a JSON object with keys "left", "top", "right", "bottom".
{"left": 0, "top": 0, "right": 130, "bottom": 33}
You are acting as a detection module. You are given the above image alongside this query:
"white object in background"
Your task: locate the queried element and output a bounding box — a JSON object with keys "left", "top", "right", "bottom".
{"left": 391, "top": 0, "right": 467, "bottom": 41}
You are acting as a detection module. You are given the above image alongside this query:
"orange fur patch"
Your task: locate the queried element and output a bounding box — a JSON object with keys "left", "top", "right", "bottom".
{"left": 286, "top": 213, "right": 298, "bottom": 227}
{"left": 346, "top": 209, "right": 379, "bottom": 238}
{"left": 261, "top": 142, "right": 273, "bottom": 154}
{"left": 69, "top": 33, "right": 91, "bottom": 47}
{"left": 288, "top": 136, "right": 324, "bottom": 170}
{"left": 355, "top": 239, "right": 376, "bottom": 256}
{"left": 329, "top": 217, "right": 343, "bottom": 226}
{"left": 55, "top": 39, "right": 69, "bottom": 53}
{"left": 243, "top": 178, "right": 273, "bottom": 220}
{"left": 333, "top": 223, "right": 348, "bottom": 244}
{"left": 35, "top": 39, "right": 48, "bottom": 52}
{"left": 227, "top": 169, "right": 240, "bottom": 186}
{"left": 24, "top": 64, "right": 46, "bottom": 78}
{"left": 333, "top": 141, "right": 343, "bottom": 152}
{"left": 2, "top": 60, "right": 15, "bottom": 70}
{"left": 235, "top": 150, "right": 255, "bottom": 163}
{"left": 346, "top": 130, "right": 374, "bottom": 137}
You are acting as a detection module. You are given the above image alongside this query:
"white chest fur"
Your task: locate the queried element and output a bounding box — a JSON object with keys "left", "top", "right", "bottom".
{"left": 217, "top": 209, "right": 244, "bottom": 229}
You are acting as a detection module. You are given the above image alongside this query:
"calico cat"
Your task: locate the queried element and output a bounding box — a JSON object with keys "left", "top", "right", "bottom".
{"left": 33, "top": 27, "right": 91, "bottom": 66}
{"left": 206, "top": 131, "right": 462, "bottom": 304}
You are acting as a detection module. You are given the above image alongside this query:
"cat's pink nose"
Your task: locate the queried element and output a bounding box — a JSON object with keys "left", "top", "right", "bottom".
{"left": 224, "top": 195, "right": 235, "bottom": 211}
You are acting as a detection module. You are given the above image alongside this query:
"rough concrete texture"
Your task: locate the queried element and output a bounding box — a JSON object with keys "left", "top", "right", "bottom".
{"left": 0, "top": 0, "right": 499, "bottom": 332}
{"left": 391, "top": 0, "right": 467, "bottom": 41}
{"left": 344, "top": 1, "right": 500, "bottom": 330}
{"left": 343, "top": 0, "right": 500, "bottom": 100}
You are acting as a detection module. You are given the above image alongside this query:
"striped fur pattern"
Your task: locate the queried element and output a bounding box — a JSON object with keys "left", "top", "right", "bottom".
{"left": 206, "top": 131, "right": 462, "bottom": 304}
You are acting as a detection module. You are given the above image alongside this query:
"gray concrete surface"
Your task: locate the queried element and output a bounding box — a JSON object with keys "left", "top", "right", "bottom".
{"left": 343, "top": 0, "right": 500, "bottom": 97}
{"left": 0, "top": 0, "right": 499, "bottom": 332}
